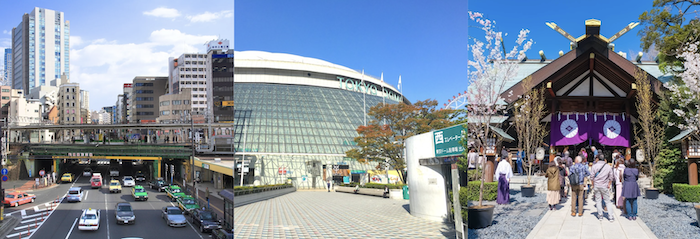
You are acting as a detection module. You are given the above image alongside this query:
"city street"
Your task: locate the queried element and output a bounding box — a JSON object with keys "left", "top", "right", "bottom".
{"left": 234, "top": 191, "right": 456, "bottom": 238}
{"left": 7, "top": 175, "right": 206, "bottom": 239}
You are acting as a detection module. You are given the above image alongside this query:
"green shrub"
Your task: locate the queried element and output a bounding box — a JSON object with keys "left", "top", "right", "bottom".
{"left": 653, "top": 147, "right": 687, "bottom": 194}
{"left": 363, "top": 183, "right": 406, "bottom": 189}
{"left": 673, "top": 183, "right": 700, "bottom": 202}
{"left": 233, "top": 183, "right": 292, "bottom": 195}
{"left": 464, "top": 181, "right": 497, "bottom": 202}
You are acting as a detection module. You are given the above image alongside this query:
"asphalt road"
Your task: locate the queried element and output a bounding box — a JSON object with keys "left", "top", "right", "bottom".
{"left": 27, "top": 174, "right": 207, "bottom": 239}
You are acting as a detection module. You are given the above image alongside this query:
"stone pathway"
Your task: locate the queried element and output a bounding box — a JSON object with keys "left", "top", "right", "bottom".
{"left": 526, "top": 192, "right": 657, "bottom": 239}
{"left": 234, "top": 191, "right": 456, "bottom": 238}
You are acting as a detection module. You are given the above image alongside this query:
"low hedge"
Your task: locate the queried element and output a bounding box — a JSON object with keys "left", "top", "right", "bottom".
{"left": 673, "top": 183, "right": 700, "bottom": 202}
{"left": 464, "top": 181, "right": 497, "bottom": 201}
{"left": 233, "top": 183, "right": 292, "bottom": 196}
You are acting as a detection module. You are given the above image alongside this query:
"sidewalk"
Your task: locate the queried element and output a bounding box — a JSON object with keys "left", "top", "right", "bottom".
{"left": 182, "top": 180, "right": 224, "bottom": 201}
{"left": 2, "top": 179, "right": 59, "bottom": 192}
{"left": 526, "top": 193, "right": 657, "bottom": 239}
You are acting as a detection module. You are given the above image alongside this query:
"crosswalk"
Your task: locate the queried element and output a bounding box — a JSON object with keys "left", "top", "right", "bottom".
{"left": 5, "top": 201, "right": 60, "bottom": 238}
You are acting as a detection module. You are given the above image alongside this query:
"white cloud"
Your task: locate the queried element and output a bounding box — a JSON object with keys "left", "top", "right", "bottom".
{"left": 2, "top": 30, "right": 10, "bottom": 35}
{"left": 70, "top": 30, "right": 217, "bottom": 110}
{"left": 143, "top": 7, "right": 181, "bottom": 18}
{"left": 187, "top": 10, "right": 233, "bottom": 23}
{"left": 69, "top": 36, "right": 83, "bottom": 48}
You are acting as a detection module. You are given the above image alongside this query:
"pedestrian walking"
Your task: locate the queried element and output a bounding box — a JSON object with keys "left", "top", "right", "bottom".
{"left": 590, "top": 154, "right": 616, "bottom": 222}
{"left": 545, "top": 163, "right": 561, "bottom": 210}
{"left": 494, "top": 154, "right": 514, "bottom": 205}
{"left": 622, "top": 160, "right": 640, "bottom": 220}
{"left": 591, "top": 146, "right": 598, "bottom": 161}
{"left": 327, "top": 180, "right": 331, "bottom": 192}
{"left": 500, "top": 146, "right": 508, "bottom": 160}
{"left": 467, "top": 148, "right": 478, "bottom": 170}
{"left": 516, "top": 148, "right": 525, "bottom": 175}
{"left": 570, "top": 156, "right": 590, "bottom": 216}
{"left": 562, "top": 151, "right": 573, "bottom": 197}
{"left": 579, "top": 148, "right": 588, "bottom": 162}
{"left": 558, "top": 157, "right": 568, "bottom": 199}
{"left": 614, "top": 157, "right": 626, "bottom": 215}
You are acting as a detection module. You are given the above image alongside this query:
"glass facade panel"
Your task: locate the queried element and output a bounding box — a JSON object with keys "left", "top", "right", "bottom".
{"left": 234, "top": 82, "right": 404, "bottom": 188}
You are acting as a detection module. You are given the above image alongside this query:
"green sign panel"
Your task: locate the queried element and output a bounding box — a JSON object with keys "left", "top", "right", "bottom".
{"left": 434, "top": 124, "right": 466, "bottom": 157}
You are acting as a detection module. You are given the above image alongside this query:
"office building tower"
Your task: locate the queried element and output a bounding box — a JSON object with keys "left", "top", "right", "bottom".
{"left": 12, "top": 7, "right": 70, "bottom": 95}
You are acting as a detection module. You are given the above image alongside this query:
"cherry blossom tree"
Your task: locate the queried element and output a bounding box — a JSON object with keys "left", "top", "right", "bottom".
{"left": 666, "top": 41, "right": 700, "bottom": 132}
{"left": 467, "top": 11, "right": 533, "bottom": 207}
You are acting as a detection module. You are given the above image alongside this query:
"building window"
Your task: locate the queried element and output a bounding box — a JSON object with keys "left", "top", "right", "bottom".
{"left": 183, "top": 100, "right": 190, "bottom": 105}
{"left": 0, "top": 97, "right": 7, "bottom": 100}
{"left": 172, "top": 100, "right": 181, "bottom": 105}
{"left": 1, "top": 89, "right": 9, "bottom": 93}
{"left": 160, "top": 101, "right": 170, "bottom": 106}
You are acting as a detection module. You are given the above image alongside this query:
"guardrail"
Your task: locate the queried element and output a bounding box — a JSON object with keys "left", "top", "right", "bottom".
{"left": 233, "top": 184, "right": 294, "bottom": 196}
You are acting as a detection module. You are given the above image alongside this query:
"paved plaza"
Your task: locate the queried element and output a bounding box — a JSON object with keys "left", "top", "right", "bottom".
{"left": 234, "top": 191, "right": 456, "bottom": 238}
{"left": 527, "top": 192, "right": 658, "bottom": 239}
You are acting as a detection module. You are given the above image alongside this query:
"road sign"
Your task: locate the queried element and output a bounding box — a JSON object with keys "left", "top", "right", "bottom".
{"left": 39, "top": 170, "right": 45, "bottom": 177}
{"left": 1, "top": 176, "right": 7, "bottom": 182}
{"left": 433, "top": 124, "right": 466, "bottom": 157}
{"left": 1, "top": 168, "right": 7, "bottom": 175}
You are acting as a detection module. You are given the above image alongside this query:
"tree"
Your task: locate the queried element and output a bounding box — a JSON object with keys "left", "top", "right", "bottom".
{"left": 634, "top": 67, "right": 664, "bottom": 188}
{"left": 345, "top": 99, "right": 457, "bottom": 183}
{"left": 639, "top": 0, "right": 700, "bottom": 74}
{"left": 467, "top": 11, "right": 533, "bottom": 207}
{"left": 512, "top": 76, "right": 547, "bottom": 187}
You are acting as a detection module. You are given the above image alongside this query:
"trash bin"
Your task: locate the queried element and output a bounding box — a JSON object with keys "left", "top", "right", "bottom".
{"left": 402, "top": 185, "right": 409, "bottom": 199}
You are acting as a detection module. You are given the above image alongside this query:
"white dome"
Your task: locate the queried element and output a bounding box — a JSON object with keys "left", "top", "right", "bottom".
{"left": 234, "top": 51, "right": 356, "bottom": 72}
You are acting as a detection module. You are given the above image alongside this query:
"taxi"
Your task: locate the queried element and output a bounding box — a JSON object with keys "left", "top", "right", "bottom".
{"left": 109, "top": 180, "right": 122, "bottom": 193}
{"left": 176, "top": 195, "right": 199, "bottom": 213}
{"left": 131, "top": 185, "right": 149, "bottom": 201}
{"left": 165, "top": 185, "right": 185, "bottom": 201}
{"left": 78, "top": 208, "right": 100, "bottom": 231}
{"left": 3, "top": 191, "right": 36, "bottom": 207}
{"left": 61, "top": 173, "right": 74, "bottom": 183}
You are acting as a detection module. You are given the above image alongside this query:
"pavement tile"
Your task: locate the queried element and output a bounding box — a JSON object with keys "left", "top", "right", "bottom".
{"left": 234, "top": 191, "right": 455, "bottom": 239}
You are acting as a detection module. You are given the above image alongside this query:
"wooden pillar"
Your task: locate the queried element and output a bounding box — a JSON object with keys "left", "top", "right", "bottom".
{"left": 689, "top": 158, "right": 698, "bottom": 186}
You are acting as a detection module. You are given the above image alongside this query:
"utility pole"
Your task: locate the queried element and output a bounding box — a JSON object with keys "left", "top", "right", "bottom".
{"left": 190, "top": 113, "right": 195, "bottom": 194}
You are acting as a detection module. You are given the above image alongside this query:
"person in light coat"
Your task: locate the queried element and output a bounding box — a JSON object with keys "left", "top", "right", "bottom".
{"left": 494, "top": 154, "right": 514, "bottom": 205}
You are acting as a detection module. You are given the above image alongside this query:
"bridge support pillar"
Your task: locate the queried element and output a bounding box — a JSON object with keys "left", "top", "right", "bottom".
{"left": 155, "top": 159, "right": 161, "bottom": 179}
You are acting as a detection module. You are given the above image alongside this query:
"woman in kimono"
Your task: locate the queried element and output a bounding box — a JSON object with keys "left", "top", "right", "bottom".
{"left": 494, "top": 153, "right": 514, "bottom": 205}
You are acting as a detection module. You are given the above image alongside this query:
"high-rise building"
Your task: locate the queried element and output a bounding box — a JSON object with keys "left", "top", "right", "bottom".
{"left": 123, "top": 84, "right": 132, "bottom": 123}
{"left": 131, "top": 77, "right": 167, "bottom": 123}
{"left": 12, "top": 7, "right": 70, "bottom": 95}
{"left": 168, "top": 53, "right": 210, "bottom": 114}
{"left": 3, "top": 48, "right": 11, "bottom": 82}
{"left": 57, "top": 82, "right": 80, "bottom": 124}
{"left": 206, "top": 39, "right": 233, "bottom": 123}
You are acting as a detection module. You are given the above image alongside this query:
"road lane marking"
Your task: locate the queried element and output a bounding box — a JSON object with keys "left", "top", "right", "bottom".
{"left": 13, "top": 222, "right": 42, "bottom": 231}
{"left": 104, "top": 188, "right": 110, "bottom": 239}
{"left": 32, "top": 206, "right": 39, "bottom": 212}
{"left": 63, "top": 218, "right": 78, "bottom": 239}
{"left": 84, "top": 190, "right": 89, "bottom": 201}
{"left": 21, "top": 213, "right": 43, "bottom": 220}
{"left": 20, "top": 210, "right": 25, "bottom": 217}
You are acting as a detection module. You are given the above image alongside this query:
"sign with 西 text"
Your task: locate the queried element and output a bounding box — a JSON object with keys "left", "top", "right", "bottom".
{"left": 433, "top": 124, "right": 466, "bottom": 157}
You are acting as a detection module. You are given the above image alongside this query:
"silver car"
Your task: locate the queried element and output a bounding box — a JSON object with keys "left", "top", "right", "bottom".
{"left": 161, "top": 206, "right": 186, "bottom": 227}
{"left": 66, "top": 187, "right": 83, "bottom": 202}
{"left": 115, "top": 202, "right": 135, "bottom": 225}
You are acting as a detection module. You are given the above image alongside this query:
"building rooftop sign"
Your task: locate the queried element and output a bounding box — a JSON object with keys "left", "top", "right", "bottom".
{"left": 207, "top": 39, "right": 229, "bottom": 53}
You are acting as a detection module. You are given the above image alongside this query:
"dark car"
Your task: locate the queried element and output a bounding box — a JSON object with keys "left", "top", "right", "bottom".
{"left": 212, "top": 228, "right": 233, "bottom": 239}
{"left": 148, "top": 178, "right": 167, "bottom": 192}
{"left": 134, "top": 172, "right": 146, "bottom": 182}
{"left": 190, "top": 209, "right": 222, "bottom": 233}
{"left": 115, "top": 202, "right": 135, "bottom": 225}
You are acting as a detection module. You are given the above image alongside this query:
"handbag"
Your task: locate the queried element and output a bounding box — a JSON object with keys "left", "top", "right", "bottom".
{"left": 568, "top": 166, "right": 580, "bottom": 186}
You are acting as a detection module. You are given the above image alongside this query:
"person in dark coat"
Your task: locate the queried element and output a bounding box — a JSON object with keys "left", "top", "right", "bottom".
{"left": 622, "top": 160, "right": 640, "bottom": 220}
{"left": 558, "top": 158, "right": 568, "bottom": 199}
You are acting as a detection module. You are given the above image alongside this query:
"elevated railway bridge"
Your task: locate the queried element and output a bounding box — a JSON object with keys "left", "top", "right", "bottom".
{"left": 4, "top": 123, "right": 235, "bottom": 189}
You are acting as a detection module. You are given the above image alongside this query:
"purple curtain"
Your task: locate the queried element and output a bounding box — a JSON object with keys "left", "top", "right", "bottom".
{"left": 550, "top": 113, "right": 590, "bottom": 146}
{"left": 593, "top": 113, "right": 630, "bottom": 147}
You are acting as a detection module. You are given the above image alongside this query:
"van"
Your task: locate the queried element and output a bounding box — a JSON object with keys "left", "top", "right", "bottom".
{"left": 91, "top": 173, "right": 103, "bottom": 189}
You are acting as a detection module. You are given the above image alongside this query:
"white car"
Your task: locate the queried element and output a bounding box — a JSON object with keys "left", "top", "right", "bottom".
{"left": 78, "top": 208, "right": 100, "bottom": 231}
{"left": 82, "top": 168, "right": 93, "bottom": 177}
{"left": 122, "top": 176, "right": 135, "bottom": 187}
{"left": 66, "top": 187, "right": 84, "bottom": 203}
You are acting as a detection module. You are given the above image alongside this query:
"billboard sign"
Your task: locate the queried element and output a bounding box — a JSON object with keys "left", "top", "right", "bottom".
{"left": 433, "top": 124, "right": 466, "bottom": 157}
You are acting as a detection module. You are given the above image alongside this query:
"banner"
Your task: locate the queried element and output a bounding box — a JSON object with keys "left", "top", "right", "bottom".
{"left": 593, "top": 113, "right": 630, "bottom": 147}
{"left": 550, "top": 113, "right": 590, "bottom": 146}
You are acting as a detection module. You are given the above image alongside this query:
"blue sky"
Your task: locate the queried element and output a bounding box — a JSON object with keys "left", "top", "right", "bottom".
{"left": 0, "top": 0, "right": 233, "bottom": 111}
{"left": 235, "top": 1, "right": 469, "bottom": 109}
{"left": 469, "top": 0, "right": 658, "bottom": 69}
